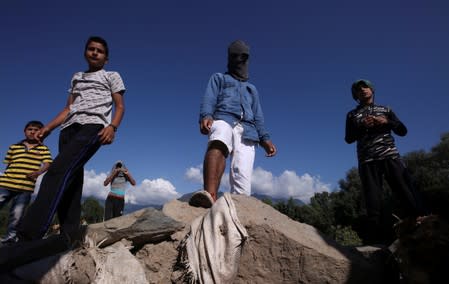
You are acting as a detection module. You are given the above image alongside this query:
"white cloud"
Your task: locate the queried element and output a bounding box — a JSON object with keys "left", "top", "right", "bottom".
{"left": 184, "top": 165, "right": 203, "bottom": 183}
{"left": 33, "top": 170, "right": 109, "bottom": 201}
{"left": 126, "top": 178, "right": 180, "bottom": 205}
{"left": 34, "top": 169, "right": 180, "bottom": 206}
{"left": 83, "top": 170, "right": 180, "bottom": 205}
{"left": 184, "top": 165, "right": 230, "bottom": 191}
{"left": 252, "top": 167, "right": 331, "bottom": 203}
{"left": 185, "top": 166, "right": 331, "bottom": 203}
{"left": 31, "top": 165, "right": 329, "bottom": 207}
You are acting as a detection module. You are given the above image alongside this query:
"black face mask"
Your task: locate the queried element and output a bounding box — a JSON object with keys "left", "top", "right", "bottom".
{"left": 227, "top": 40, "right": 250, "bottom": 81}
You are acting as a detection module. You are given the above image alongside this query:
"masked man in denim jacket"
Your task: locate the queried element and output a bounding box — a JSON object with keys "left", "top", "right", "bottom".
{"left": 190, "top": 40, "right": 277, "bottom": 208}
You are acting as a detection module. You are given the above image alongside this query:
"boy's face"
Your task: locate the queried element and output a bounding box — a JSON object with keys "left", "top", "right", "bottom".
{"left": 85, "top": 41, "right": 108, "bottom": 71}
{"left": 355, "top": 85, "right": 374, "bottom": 104}
{"left": 24, "top": 125, "right": 41, "bottom": 143}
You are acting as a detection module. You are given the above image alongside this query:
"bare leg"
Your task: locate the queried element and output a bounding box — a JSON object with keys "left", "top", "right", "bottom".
{"left": 203, "top": 141, "right": 228, "bottom": 201}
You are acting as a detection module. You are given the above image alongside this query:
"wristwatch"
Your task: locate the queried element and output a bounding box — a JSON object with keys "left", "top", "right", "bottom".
{"left": 109, "top": 124, "right": 118, "bottom": 132}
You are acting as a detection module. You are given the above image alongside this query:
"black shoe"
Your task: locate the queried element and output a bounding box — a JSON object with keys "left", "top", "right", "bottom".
{"left": 0, "top": 236, "right": 18, "bottom": 245}
{"left": 189, "top": 190, "right": 214, "bottom": 208}
{"left": 0, "top": 233, "right": 72, "bottom": 273}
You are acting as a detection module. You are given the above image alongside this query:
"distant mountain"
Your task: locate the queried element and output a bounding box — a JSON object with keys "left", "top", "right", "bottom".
{"left": 178, "top": 191, "right": 196, "bottom": 203}
{"left": 251, "top": 193, "right": 305, "bottom": 206}
{"left": 178, "top": 191, "right": 305, "bottom": 206}
{"left": 123, "top": 203, "right": 162, "bottom": 213}
{"left": 81, "top": 197, "right": 162, "bottom": 214}
{"left": 178, "top": 190, "right": 223, "bottom": 203}
{"left": 81, "top": 193, "right": 305, "bottom": 216}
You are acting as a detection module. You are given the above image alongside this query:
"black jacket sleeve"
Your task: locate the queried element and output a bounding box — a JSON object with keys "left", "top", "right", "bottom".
{"left": 388, "top": 110, "right": 407, "bottom": 136}
{"left": 345, "top": 112, "right": 361, "bottom": 144}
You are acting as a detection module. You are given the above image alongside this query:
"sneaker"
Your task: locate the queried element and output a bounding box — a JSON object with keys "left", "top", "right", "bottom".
{"left": 189, "top": 190, "right": 214, "bottom": 208}
{"left": 1, "top": 236, "right": 18, "bottom": 245}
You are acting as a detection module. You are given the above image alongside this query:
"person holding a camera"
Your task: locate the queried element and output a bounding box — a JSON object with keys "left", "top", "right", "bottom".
{"left": 103, "top": 160, "right": 136, "bottom": 220}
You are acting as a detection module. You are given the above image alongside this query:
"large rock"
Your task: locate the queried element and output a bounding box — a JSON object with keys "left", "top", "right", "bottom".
{"left": 85, "top": 207, "right": 184, "bottom": 248}
{"left": 163, "top": 195, "right": 383, "bottom": 283}
{"left": 136, "top": 241, "right": 179, "bottom": 283}
{"left": 91, "top": 240, "right": 148, "bottom": 283}
{"left": 10, "top": 240, "right": 148, "bottom": 283}
{"left": 1, "top": 195, "right": 387, "bottom": 283}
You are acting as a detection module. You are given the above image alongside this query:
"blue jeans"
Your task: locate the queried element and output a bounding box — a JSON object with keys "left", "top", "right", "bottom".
{"left": 0, "top": 188, "right": 32, "bottom": 240}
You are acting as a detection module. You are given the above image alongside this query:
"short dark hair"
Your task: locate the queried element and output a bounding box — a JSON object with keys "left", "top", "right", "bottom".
{"left": 85, "top": 36, "right": 109, "bottom": 57}
{"left": 24, "top": 120, "right": 44, "bottom": 130}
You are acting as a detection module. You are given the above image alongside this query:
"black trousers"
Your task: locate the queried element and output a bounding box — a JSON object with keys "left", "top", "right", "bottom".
{"left": 18, "top": 124, "right": 103, "bottom": 240}
{"left": 359, "top": 158, "right": 423, "bottom": 225}
{"left": 104, "top": 195, "right": 125, "bottom": 221}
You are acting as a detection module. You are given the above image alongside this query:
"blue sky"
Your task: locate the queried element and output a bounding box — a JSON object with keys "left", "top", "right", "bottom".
{"left": 1, "top": 0, "right": 448, "bottom": 206}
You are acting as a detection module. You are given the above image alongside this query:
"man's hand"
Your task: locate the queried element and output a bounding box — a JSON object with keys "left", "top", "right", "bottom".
{"left": 260, "top": 140, "right": 277, "bottom": 157}
{"left": 200, "top": 118, "right": 214, "bottom": 135}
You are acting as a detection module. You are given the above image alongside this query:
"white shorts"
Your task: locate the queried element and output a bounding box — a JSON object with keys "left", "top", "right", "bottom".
{"left": 209, "top": 120, "right": 255, "bottom": 196}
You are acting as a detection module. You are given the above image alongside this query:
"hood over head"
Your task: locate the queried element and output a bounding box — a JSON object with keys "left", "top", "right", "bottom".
{"left": 227, "top": 40, "right": 250, "bottom": 81}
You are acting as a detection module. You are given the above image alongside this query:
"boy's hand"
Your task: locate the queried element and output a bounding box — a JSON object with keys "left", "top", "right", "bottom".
{"left": 260, "top": 140, "right": 277, "bottom": 157}
{"left": 26, "top": 171, "right": 40, "bottom": 180}
{"left": 98, "top": 126, "right": 115, "bottom": 144}
{"left": 35, "top": 127, "right": 52, "bottom": 143}
{"left": 362, "top": 115, "right": 375, "bottom": 127}
{"left": 372, "top": 115, "right": 388, "bottom": 125}
{"left": 363, "top": 115, "right": 387, "bottom": 127}
{"left": 200, "top": 118, "right": 214, "bottom": 135}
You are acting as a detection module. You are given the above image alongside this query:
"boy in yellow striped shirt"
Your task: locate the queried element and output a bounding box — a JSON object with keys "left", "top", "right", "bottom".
{"left": 0, "top": 121, "right": 52, "bottom": 244}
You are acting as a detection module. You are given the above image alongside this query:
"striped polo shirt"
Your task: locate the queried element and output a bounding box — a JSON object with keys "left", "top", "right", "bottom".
{"left": 0, "top": 142, "right": 52, "bottom": 192}
{"left": 61, "top": 69, "right": 125, "bottom": 129}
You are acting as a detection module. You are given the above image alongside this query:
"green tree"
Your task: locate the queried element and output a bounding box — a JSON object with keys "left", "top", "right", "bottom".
{"left": 262, "top": 198, "right": 273, "bottom": 207}
{"left": 265, "top": 131, "right": 449, "bottom": 246}
{"left": 334, "top": 225, "right": 362, "bottom": 246}
{"left": 297, "top": 192, "right": 335, "bottom": 236}
{"left": 406, "top": 132, "right": 449, "bottom": 192}
{"left": 431, "top": 132, "right": 449, "bottom": 162}
{"left": 334, "top": 167, "right": 364, "bottom": 227}
{"left": 81, "top": 197, "right": 104, "bottom": 224}
{"left": 404, "top": 132, "right": 449, "bottom": 217}
{"left": 274, "top": 197, "right": 301, "bottom": 221}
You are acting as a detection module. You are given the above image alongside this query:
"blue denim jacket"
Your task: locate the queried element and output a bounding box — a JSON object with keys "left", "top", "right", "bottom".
{"left": 200, "top": 73, "right": 270, "bottom": 142}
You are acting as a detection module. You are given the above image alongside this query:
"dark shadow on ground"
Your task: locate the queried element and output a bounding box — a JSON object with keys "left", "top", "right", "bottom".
{"left": 0, "top": 227, "right": 87, "bottom": 283}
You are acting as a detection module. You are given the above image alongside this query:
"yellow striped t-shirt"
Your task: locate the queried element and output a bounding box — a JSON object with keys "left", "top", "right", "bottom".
{"left": 0, "top": 142, "right": 52, "bottom": 192}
